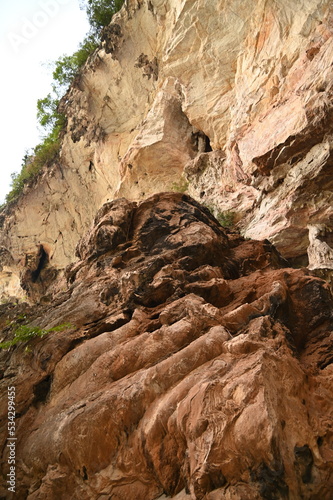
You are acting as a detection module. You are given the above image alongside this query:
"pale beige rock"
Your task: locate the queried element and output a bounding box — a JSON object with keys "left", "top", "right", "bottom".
{"left": 1, "top": 0, "right": 333, "bottom": 295}
{"left": 0, "top": 248, "right": 25, "bottom": 301}
{"left": 307, "top": 224, "right": 333, "bottom": 269}
{"left": 116, "top": 77, "right": 197, "bottom": 200}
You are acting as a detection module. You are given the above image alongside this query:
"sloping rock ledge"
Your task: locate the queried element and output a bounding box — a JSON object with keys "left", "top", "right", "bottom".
{"left": 0, "top": 193, "right": 332, "bottom": 499}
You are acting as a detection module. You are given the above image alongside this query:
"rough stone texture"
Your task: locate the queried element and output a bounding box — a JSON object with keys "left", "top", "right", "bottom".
{"left": 0, "top": 193, "right": 332, "bottom": 499}
{"left": 2, "top": 0, "right": 333, "bottom": 299}
{"left": 0, "top": 247, "right": 24, "bottom": 302}
{"left": 1, "top": 2, "right": 333, "bottom": 497}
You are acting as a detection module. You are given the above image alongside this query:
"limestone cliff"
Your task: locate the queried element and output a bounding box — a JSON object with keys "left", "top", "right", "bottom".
{"left": 1, "top": 0, "right": 333, "bottom": 299}
{"left": 0, "top": 193, "right": 332, "bottom": 499}
{"left": 0, "top": 1, "right": 333, "bottom": 499}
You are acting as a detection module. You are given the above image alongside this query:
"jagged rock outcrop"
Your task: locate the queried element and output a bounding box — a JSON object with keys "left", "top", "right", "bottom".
{"left": 2, "top": 0, "right": 333, "bottom": 300}
{"left": 0, "top": 193, "right": 332, "bottom": 499}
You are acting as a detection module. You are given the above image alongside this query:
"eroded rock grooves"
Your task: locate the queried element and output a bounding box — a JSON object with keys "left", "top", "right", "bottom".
{"left": 0, "top": 193, "right": 332, "bottom": 499}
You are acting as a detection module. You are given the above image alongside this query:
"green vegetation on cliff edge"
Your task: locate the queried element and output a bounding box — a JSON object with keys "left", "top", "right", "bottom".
{"left": 0, "top": 321, "right": 72, "bottom": 350}
{"left": 4, "top": 0, "right": 124, "bottom": 206}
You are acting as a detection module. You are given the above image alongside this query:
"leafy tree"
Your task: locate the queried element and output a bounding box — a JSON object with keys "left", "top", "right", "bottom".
{"left": 5, "top": 131, "right": 64, "bottom": 204}
{"left": 37, "top": 94, "right": 60, "bottom": 130}
{"left": 81, "top": 0, "right": 125, "bottom": 34}
{"left": 52, "top": 34, "right": 99, "bottom": 92}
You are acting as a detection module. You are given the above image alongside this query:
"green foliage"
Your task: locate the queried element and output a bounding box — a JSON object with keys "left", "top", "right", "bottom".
{"left": 204, "top": 204, "right": 236, "bottom": 228}
{"left": 171, "top": 178, "right": 189, "bottom": 193}
{"left": 5, "top": 129, "right": 63, "bottom": 204}
{"left": 82, "top": 0, "right": 125, "bottom": 34}
{"left": 52, "top": 34, "right": 99, "bottom": 93}
{"left": 33, "top": 130, "right": 63, "bottom": 168}
{"left": 0, "top": 322, "right": 72, "bottom": 350}
{"left": 7, "top": 80, "right": 66, "bottom": 204}
{"left": 203, "top": 203, "right": 215, "bottom": 215}
{"left": 6, "top": 154, "right": 37, "bottom": 204}
{"left": 37, "top": 94, "right": 59, "bottom": 129}
{"left": 216, "top": 210, "right": 235, "bottom": 228}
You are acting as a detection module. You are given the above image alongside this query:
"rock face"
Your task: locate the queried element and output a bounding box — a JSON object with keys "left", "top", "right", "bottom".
{"left": 0, "top": 193, "right": 332, "bottom": 499}
{"left": 2, "top": 0, "right": 333, "bottom": 299}
{"left": 1, "top": 2, "right": 333, "bottom": 497}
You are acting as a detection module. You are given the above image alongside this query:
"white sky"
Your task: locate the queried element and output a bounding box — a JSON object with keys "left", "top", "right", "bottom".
{"left": 0, "top": 0, "right": 90, "bottom": 203}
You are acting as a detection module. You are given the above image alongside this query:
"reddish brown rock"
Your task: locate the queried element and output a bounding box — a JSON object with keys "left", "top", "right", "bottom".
{"left": 0, "top": 193, "right": 332, "bottom": 499}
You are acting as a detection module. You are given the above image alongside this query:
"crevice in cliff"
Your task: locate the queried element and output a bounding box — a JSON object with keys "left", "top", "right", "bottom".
{"left": 85, "top": 311, "right": 132, "bottom": 338}
{"left": 251, "top": 462, "right": 289, "bottom": 499}
{"left": 81, "top": 465, "right": 88, "bottom": 480}
{"left": 287, "top": 254, "right": 309, "bottom": 268}
{"left": 31, "top": 245, "right": 48, "bottom": 283}
{"left": 32, "top": 374, "right": 52, "bottom": 407}
{"left": 253, "top": 107, "right": 333, "bottom": 176}
{"left": 294, "top": 445, "right": 313, "bottom": 484}
{"left": 191, "top": 130, "right": 212, "bottom": 154}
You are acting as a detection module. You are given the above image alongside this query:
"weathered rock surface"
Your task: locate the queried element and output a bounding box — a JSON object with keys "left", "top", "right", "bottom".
{"left": 0, "top": 193, "right": 332, "bottom": 499}
{"left": 2, "top": 0, "right": 333, "bottom": 299}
